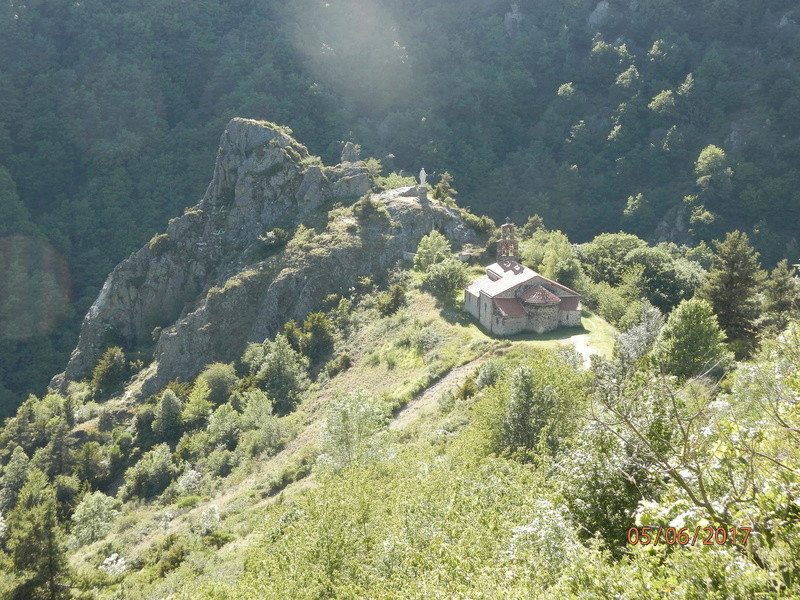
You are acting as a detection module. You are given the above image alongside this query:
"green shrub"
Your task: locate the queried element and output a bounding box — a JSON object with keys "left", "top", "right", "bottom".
{"left": 321, "top": 390, "right": 390, "bottom": 469}
{"left": 258, "top": 227, "right": 289, "bottom": 250}
{"left": 151, "top": 534, "right": 189, "bottom": 577}
{"left": 204, "top": 530, "right": 236, "bottom": 548}
{"left": 459, "top": 210, "right": 496, "bottom": 235}
{"left": 90, "top": 347, "right": 129, "bottom": 398}
{"left": 152, "top": 389, "right": 183, "bottom": 442}
{"left": 373, "top": 172, "right": 416, "bottom": 190}
{"left": 195, "top": 363, "right": 237, "bottom": 407}
{"left": 324, "top": 353, "right": 352, "bottom": 378}
{"left": 413, "top": 231, "right": 451, "bottom": 271}
{"left": 352, "top": 196, "right": 390, "bottom": 222}
{"left": 206, "top": 404, "right": 241, "bottom": 450}
{"left": 122, "top": 443, "right": 176, "bottom": 499}
{"left": 376, "top": 284, "right": 406, "bottom": 316}
{"left": 251, "top": 335, "right": 309, "bottom": 415}
{"left": 301, "top": 312, "right": 335, "bottom": 361}
{"left": 147, "top": 233, "right": 170, "bottom": 254}
{"left": 175, "top": 495, "right": 205, "bottom": 509}
{"left": 70, "top": 491, "right": 120, "bottom": 547}
{"left": 423, "top": 259, "right": 469, "bottom": 300}
{"left": 182, "top": 379, "right": 213, "bottom": 430}
{"left": 199, "top": 448, "right": 239, "bottom": 478}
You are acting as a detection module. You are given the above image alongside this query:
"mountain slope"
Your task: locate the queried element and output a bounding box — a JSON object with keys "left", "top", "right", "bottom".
{"left": 54, "top": 119, "right": 475, "bottom": 399}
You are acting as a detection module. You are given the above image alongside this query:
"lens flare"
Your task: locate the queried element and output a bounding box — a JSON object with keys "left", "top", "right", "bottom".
{"left": 0, "top": 235, "right": 71, "bottom": 339}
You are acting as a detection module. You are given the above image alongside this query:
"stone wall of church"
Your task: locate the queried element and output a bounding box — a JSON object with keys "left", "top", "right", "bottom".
{"left": 558, "top": 310, "right": 582, "bottom": 327}
{"left": 527, "top": 304, "right": 559, "bottom": 333}
{"left": 490, "top": 315, "right": 528, "bottom": 335}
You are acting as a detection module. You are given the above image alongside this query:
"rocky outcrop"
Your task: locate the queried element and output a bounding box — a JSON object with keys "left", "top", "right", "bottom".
{"left": 54, "top": 119, "right": 475, "bottom": 398}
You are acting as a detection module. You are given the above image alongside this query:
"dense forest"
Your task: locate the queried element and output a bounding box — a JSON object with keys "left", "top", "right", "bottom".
{"left": 2, "top": 0, "right": 800, "bottom": 410}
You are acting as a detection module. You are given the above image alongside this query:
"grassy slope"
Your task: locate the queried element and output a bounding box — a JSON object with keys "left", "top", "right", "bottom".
{"left": 69, "top": 284, "right": 615, "bottom": 599}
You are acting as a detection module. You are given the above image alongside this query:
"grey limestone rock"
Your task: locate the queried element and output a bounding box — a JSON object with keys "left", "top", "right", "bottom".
{"left": 55, "top": 120, "right": 475, "bottom": 399}
{"left": 340, "top": 141, "right": 361, "bottom": 163}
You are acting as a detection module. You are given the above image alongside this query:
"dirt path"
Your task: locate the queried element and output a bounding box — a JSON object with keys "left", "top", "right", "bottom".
{"left": 567, "top": 334, "right": 597, "bottom": 366}
{"left": 390, "top": 357, "right": 488, "bottom": 431}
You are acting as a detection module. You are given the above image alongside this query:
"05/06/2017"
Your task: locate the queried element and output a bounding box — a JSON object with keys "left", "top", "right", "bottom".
{"left": 627, "top": 526, "right": 752, "bottom": 547}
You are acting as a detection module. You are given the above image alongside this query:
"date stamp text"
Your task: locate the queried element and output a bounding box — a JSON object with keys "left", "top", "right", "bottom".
{"left": 627, "top": 526, "right": 751, "bottom": 547}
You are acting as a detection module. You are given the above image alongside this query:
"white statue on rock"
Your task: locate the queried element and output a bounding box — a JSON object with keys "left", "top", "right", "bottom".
{"left": 419, "top": 168, "right": 427, "bottom": 187}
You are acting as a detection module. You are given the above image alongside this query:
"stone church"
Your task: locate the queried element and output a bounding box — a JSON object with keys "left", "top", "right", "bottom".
{"left": 464, "top": 221, "right": 582, "bottom": 335}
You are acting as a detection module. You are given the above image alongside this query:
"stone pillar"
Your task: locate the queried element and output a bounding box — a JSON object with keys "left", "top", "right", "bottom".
{"left": 418, "top": 184, "right": 428, "bottom": 202}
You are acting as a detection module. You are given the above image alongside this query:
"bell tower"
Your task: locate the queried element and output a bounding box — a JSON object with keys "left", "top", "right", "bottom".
{"left": 497, "top": 218, "right": 519, "bottom": 261}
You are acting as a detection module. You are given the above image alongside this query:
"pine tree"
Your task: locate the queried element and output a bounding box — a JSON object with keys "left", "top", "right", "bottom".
{"left": 432, "top": 171, "right": 457, "bottom": 206}
{"left": 6, "top": 470, "right": 69, "bottom": 600}
{"left": 700, "top": 231, "right": 764, "bottom": 358}
{"left": 760, "top": 260, "right": 799, "bottom": 333}
{"left": 152, "top": 389, "right": 183, "bottom": 442}
{"left": 0, "top": 446, "right": 30, "bottom": 511}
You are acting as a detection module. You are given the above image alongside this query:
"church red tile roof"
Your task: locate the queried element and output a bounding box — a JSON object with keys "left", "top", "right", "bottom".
{"left": 493, "top": 297, "right": 527, "bottom": 317}
{"left": 519, "top": 285, "right": 561, "bottom": 304}
{"left": 532, "top": 273, "right": 580, "bottom": 296}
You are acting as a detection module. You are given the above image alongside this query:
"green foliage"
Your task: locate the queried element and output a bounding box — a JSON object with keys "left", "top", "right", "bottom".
{"left": 324, "top": 353, "right": 352, "bottom": 378}
{"left": 195, "top": 363, "right": 238, "bottom": 407}
{"left": 376, "top": 284, "right": 406, "bottom": 316}
{"left": 520, "top": 214, "right": 546, "bottom": 238}
{"left": 695, "top": 144, "right": 732, "bottom": 180}
{"left": 250, "top": 335, "right": 309, "bottom": 415}
{"left": 239, "top": 390, "right": 283, "bottom": 457}
{"left": 492, "top": 352, "right": 589, "bottom": 456}
{"left": 258, "top": 228, "right": 289, "bottom": 251}
{"left": 0, "top": 446, "right": 30, "bottom": 511}
{"left": 352, "top": 196, "right": 390, "bottom": 222}
{"left": 623, "top": 245, "right": 704, "bottom": 312}
{"left": 321, "top": 389, "right": 389, "bottom": 469}
{"left": 502, "top": 367, "right": 559, "bottom": 453}
{"left": 182, "top": 379, "right": 213, "bottom": 430}
{"left": 152, "top": 389, "right": 183, "bottom": 442}
{"left": 580, "top": 280, "right": 628, "bottom": 326}
{"left": 558, "top": 428, "right": 646, "bottom": 552}
{"left": 413, "top": 231, "right": 451, "bottom": 271}
{"left": 614, "top": 303, "right": 664, "bottom": 370}
{"left": 580, "top": 233, "right": 647, "bottom": 286}
{"left": 281, "top": 312, "right": 336, "bottom": 362}
{"left": 207, "top": 404, "right": 241, "bottom": 450}
{"left": 301, "top": 312, "right": 335, "bottom": 361}
{"left": 147, "top": 233, "right": 170, "bottom": 255}
{"left": 650, "top": 298, "right": 730, "bottom": 379}
{"left": 525, "top": 230, "right": 575, "bottom": 281}
{"left": 90, "top": 347, "right": 129, "bottom": 398}
{"left": 372, "top": 172, "right": 417, "bottom": 191}
{"left": 700, "top": 231, "right": 764, "bottom": 357}
{"left": 70, "top": 491, "right": 120, "bottom": 547}
{"left": 73, "top": 441, "right": 108, "bottom": 488}
{"left": 760, "top": 260, "right": 800, "bottom": 333}
{"left": 432, "top": 171, "right": 457, "bottom": 206}
{"left": 423, "top": 259, "right": 469, "bottom": 300}
{"left": 476, "top": 350, "right": 590, "bottom": 458}
{"left": 6, "top": 469, "right": 70, "bottom": 599}
{"left": 122, "top": 443, "right": 176, "bottom": 500}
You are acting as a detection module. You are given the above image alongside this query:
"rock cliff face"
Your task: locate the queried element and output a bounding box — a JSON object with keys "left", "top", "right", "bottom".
{"left": 55, "top": 118, "right": 475, "bottom": 397}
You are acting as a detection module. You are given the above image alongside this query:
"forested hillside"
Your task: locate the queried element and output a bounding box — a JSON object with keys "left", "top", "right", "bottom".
{"left": 2, "top": 0, "right": 800, "bottom": 409}
{"left": 0, "top": 81, "right": 797, "bottom": 596}
{"left": 0, "top": 189, "right": 798, "bottom": 597}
